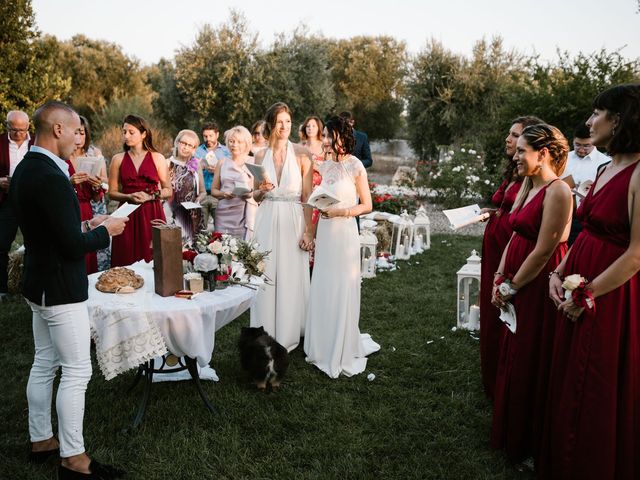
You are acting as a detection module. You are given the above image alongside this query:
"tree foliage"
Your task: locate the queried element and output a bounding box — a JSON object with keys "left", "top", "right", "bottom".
{"left": 0, "top": 0, "right": 70, "bottom": 114}
{"left": 330, "top": 36, "right": 407, "bottom": 139}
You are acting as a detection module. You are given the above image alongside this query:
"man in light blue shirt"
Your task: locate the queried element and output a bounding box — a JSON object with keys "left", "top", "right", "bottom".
{"left": 194, "top": 122, "right": 230, "bottom": 231}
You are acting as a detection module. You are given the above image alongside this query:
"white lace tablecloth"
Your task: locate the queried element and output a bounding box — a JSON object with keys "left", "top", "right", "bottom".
{"left": 87, "top": 261, "right": 257, "bottom": 380}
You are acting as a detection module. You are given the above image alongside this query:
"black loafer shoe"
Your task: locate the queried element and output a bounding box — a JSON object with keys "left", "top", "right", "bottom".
{"left": 58, "top": 460, "right": 126, "bottom": 479}
{"left": 29, "top": 447, "right": 59, "bottom": 463}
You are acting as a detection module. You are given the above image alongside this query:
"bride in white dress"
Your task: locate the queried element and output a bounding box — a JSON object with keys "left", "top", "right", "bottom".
{"left": 250, "top": 102, "right": 314, "bottom": 352}
{"left": 304, "top": 116, "right": 380, "bottom": 378}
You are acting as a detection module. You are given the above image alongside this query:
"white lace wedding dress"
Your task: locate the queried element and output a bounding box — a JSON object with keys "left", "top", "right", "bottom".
{"left": 250, "top": 141, "right": 310, "bottom": 352}
{"left": 304, "top": 156, "right": 380, "bottom": 377}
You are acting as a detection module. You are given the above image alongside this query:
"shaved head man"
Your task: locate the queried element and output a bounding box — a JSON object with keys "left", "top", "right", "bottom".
{"left": 9, "top": 101, "right": 127, "bottom": 479}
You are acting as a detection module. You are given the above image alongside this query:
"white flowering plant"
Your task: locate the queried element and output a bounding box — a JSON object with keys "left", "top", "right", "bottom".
{"left": 417, "top": 148, "right": 497, "bottom": 208}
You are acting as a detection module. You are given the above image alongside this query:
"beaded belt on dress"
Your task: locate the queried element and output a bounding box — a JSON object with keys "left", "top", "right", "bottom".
{"left": 264, "top": 194, "right": 300, "bottom": 202}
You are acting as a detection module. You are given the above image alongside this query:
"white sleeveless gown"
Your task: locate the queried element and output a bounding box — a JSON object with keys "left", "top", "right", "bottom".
{"left": 250, "top": 141, "right": 310, "bottom": 352}
{"left": 304, "top": 156, "right": 380, "bottom": 377}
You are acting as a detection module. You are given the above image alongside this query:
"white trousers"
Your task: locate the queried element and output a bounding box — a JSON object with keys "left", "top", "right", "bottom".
{"left": 26, "top": 300, "right": 92, "bottom": 458}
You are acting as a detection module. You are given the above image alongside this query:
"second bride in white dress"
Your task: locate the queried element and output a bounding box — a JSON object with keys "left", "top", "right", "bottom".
{"left": 304, "top": 116, "right": 380, "bottom": 378}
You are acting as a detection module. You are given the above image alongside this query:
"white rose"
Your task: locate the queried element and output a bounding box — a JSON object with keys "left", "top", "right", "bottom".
{"left": 208, "top": 240, "right": 223, "bottom": 255}
{"left": 193, "top": 253, "right": 218, "bottom": 272}
{"left": 561, "top": 274, "right": 584, "bottom": 291}
{"left": 221, "top": 246, "right": 230, "bottom": 255}
{"left": 257, "top": 260, "right": 266, "bottom": 273}
{"left": 498, "top": 282, "right": 515, "bottom": 297}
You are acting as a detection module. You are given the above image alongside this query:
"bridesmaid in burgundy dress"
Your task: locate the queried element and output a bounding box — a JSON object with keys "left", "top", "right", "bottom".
{"left": 108, "top": 115, "right": 171, "bottom": 266}
{"left": 490, "top": 124, "right": 572, "bottom": 465}
{"left": 480, "top": 115, "right": 542, "bottom": 399}
{"left": 542, "top": 84, "right": 640, "bottom": 480}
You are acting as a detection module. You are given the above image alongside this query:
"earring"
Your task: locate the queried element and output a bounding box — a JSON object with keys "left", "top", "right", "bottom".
{"left": 611, "top": 127, "right": 616, "bottom": 137}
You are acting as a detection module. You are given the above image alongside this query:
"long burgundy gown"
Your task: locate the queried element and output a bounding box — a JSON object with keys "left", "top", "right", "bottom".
{"left": 480, "top": 178, "right": 522, "bottom": 399}
{"left": 66, "top": 161, "right": 97, "bottom": 274}
{"left": 539, "top": 162, "right": 640, "bottom": 479}
{"left": 110, "top": 152, "right": 165, "bottom": 267}
{"left": 491, "top": 180, "right": 568, "bottom": 463}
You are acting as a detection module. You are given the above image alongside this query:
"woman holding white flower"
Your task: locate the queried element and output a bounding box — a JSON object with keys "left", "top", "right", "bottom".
{"left": 210, "top": 126, "right": 257, "bottom": 240}
{"left": 167, "top": 129, "right": 206, "bottom": 245}
{"left": 540, "top": 84, "right": 640, "bottom": 480}
{"left": 490, "top": 124, "right": 572, "bottom": 465}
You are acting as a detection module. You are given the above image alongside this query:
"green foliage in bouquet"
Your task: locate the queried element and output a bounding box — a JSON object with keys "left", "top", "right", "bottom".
{"left": 234, "top": 240, "right": 269, "bottom": 278}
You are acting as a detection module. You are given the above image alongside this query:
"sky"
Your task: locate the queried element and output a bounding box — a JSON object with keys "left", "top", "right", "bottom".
{"left": 32, "top": 0, "right": 640, "bottom": 65}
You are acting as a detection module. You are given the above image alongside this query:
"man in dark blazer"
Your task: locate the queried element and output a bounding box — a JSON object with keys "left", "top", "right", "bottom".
{"left": 339, "top": 111, "right": 373, "bottom": 168}
{"left": 0, "top": 110, "right": 33, "bottom": 299}
{"left": 10, "top": 101, "right": 127, "bottom": 479}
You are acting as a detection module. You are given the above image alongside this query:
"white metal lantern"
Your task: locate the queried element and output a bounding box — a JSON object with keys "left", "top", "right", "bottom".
{"left": 411, "top": 205, "right": 431, "bottom": 253}
{"left": 456, "top": 249, "right": 482, "bottom": 330}
{"left": 359, "top": 230, "right": 378, "bottom": 278}
{"left": 390, "top": 210, "right": 412, "bottom": 260}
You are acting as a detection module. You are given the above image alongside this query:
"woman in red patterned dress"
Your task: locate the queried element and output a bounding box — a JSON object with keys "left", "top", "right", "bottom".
{"left": 541, "top": 83, "right": 640, "bottom": 480}
{"left": 490, "top": 124, "right": 572, "bottom": 465}
{"left": 108, "top": 115, "right": 171, "bottom": 266}
{"left": 480, "top": 115, "right": 542, "bottom": 399}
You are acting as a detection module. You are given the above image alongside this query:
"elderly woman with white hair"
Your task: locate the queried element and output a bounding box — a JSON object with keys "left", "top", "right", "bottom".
{"left": 167, "top": 129, "right": 206, "bottom": 244}
{"left": 210, "top": 125, "right": 257, "bottom": 239}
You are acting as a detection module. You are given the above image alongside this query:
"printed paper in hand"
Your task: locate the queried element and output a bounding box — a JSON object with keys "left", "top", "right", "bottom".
{"left": 232, "top": 181, "right": 251, "bottom": 196}
{"left": 244, "top": 163, "right": 269, "bottom": 183}
{"left": 110, "top": 202, "right": 140, "bottom": 219}
{"left": 442, "top": 204, "right": 490, "bottom": 230}
{"left": 303, "top": 185, "right": 340, "bottom": 210}
{"left": 76, "top": 157, "right": 102, "bottom": 176}
{"left": 181, "top": 201, "right": 202, "bottom": 210}
{"left": 499, "top": 303, "right": 517, "bottom": 333}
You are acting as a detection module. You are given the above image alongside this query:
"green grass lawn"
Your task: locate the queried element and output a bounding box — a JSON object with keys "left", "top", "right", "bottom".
{"left": 0, "top": 234, "right": 533, "bottom": 480}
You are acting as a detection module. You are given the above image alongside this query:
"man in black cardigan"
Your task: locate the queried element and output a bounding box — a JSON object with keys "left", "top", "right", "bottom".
{"left": 10, "top": 101, "right": 127, "bottom": 479}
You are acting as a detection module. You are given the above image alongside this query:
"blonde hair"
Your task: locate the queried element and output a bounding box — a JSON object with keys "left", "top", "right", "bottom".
{"left": 224, "top": 125, "right": 252, "bottom": 155}
{"left": 172, "top": 129, "right": 200, "bottom": 157}
{"left": 512, "top": 123, "right": 569, "bottom": 211}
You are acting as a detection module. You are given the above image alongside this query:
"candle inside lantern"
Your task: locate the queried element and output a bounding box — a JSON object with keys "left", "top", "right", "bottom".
{"left": 362, "top": 256, "right": 369, "bottom": 273}
{"left": 468, "top": 305, "right": 480, "bottom": 330}
{"left": 416, "top": 234, "right": 423, "bottom": 250}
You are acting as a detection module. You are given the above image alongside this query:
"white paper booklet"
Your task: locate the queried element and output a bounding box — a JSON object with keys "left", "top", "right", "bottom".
{"left": 181, "top": 201, "right": 202, "bottom": 210}
{"left": 244, "top": 163, "right": 269, "bottom": 183}
{"left": 303, "top": 185, "right": 340, "bottom": 210}
{"left": 499, "top": 303, "right": 517, "bottom": 333}
{"left": 76, "top": 157, "right": 102, "bottom": 176}
{"left": 111, "top": 202, "right": 140, "bottom": 218}
{"left": 442, "top": 204, "right": 490, "bottom": 230}
{"left": 232, "top": 181, "right": 251, "bottom": 196}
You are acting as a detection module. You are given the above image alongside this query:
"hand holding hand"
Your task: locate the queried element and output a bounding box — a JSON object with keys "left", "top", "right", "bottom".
{"left": 299, "top": 232, "right": 315, "bottom": 251}
{"left": 103, "top": 216, "right": 129, "bottom": 236}
{"left": 129, "top": 191, "right": 151, "bottom": 204}
{"left": 559, "top": 297, "right": 584, "bottom": 322}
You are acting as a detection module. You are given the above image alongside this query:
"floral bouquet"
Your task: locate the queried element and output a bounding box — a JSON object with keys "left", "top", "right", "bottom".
{"left": 561, "top": 274, "right": 595, "bottom": 315}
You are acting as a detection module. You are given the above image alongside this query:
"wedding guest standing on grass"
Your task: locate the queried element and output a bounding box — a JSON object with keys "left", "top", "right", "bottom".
{"left": 167, "top": 129, "right": 205, "bottom": 245}
{"left": 304, "top": 116, "right": 380, "bottom": 377}
{"left": 250, "top": 102, "right": 314, "bottom": 352}
{"left": 108, "top": 114, "right": 171, "bottom": 267}
{"left": 70, "top": 116, "right": 111, "bottom": 271}
{"left": 9, "top": 101, "right": 127, "bottom": 480}
{"left": 479, "top": 115, "right": 542, "bottom": 400}
{"left": 0, "top": 110, "right": 32, "bottom": 300}
{"left": 211, "top": 125, "right": 258, "bottom": 240}
{"left": 66, "top": 116, "right": 105, "bottom": 274}
{"left": 491, "top": 124, "right": 572, "bottom": 466}
{"left": 541, "top": 83, "right": 640, "bottom": 480}
{"left": 250, "top": 120, "right": 268, "bottom": 156}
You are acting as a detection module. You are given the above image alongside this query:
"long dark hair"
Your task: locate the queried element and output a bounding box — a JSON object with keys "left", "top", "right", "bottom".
{"left": 79, "top": 115, "right": 92, "bottom": 152}
{"left": 122, "top": 114, "right": 156, "bottom": 152}
{"left": 324, "top": 115, "right": 355, "bottom": 156}
{"left": 592, "top": 83, "right": 640, "bottom": 155}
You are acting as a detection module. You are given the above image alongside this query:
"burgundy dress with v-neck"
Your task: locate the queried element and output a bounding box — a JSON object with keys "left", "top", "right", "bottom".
{"left": 111, "top": 151, "right": 165, "bottom": 267}
{"left": 539, "top": 161, "right": 640, "bottom": 479}
{"left": 480, "top": 178, "right": 522, "bottom": 399}
{"left": 491, "top": 180, "right": 568, "bottom": 463}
